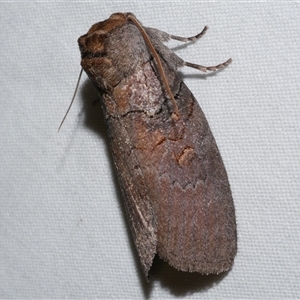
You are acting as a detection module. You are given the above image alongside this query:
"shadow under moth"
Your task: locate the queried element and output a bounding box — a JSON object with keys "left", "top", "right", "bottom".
{"left": 77, "top": 12, "right": 237, "bottom": 279}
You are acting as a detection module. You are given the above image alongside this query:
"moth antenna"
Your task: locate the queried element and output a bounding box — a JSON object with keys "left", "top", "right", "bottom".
{"left": 127, "top": 15, "right": 179, "bottom": 117}
{"left": 58, "top": 68, "right": 83, "bottom": 132}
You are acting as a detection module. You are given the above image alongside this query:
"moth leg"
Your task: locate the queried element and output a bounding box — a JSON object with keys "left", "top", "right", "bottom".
{"left": 184, "top": 58, "right": 232, "bottom": 73}
{"left": 170, "top": 26, "right": 208, "bottom": 42}
{"left": 145, "top": 26, "right": 231, "bottom": 73}
{"left": 168, "top": 26, "right": 232, "bottom": 72}
{"left": 145, "top": 26, "right": 207, "bottom": 43}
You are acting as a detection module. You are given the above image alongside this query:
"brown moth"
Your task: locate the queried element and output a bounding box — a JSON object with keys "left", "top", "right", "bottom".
{"left": 78, "top": 12, "right": 237, "bottom": 279}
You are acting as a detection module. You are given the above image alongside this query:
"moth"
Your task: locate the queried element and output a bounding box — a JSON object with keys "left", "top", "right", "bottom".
{"left": 77, "top": 12, "right": 237, "bottom": 279}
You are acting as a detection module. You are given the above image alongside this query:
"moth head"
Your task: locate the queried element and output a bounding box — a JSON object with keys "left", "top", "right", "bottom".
{"left": 78, "top": 13, "right": 136, "bottom": 57}
{"left": 78, "top": 13, "right": 146, "bottom": 92}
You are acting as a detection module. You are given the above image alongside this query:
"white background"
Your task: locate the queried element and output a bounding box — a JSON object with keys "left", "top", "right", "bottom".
{"left": 1, "top": 2, "right": 300, "bottom": 299}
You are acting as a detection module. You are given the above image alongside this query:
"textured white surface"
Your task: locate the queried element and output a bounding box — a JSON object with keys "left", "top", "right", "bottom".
{"left": 1, "top": 2, "right": 300, "bottom": 299}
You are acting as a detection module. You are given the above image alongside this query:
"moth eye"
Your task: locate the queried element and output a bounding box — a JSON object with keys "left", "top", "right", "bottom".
{"left": 85, "top": 34, "right": 105, "bottom": 53}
